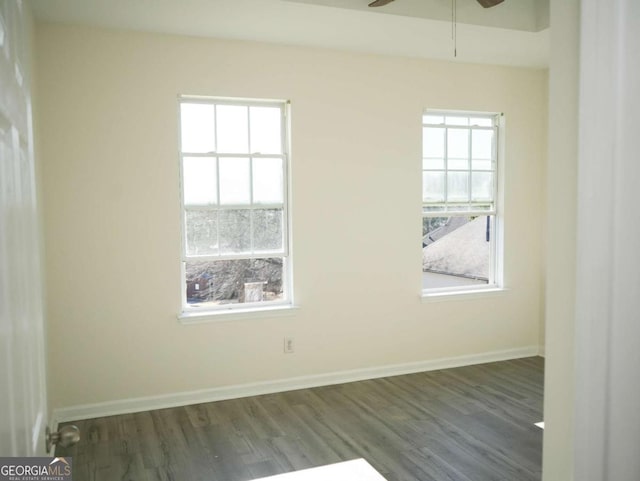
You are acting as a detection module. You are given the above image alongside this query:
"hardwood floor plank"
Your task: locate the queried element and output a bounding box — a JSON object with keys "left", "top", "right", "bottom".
{"left": 133, "top": 411, "right": 166, "bottom": 469}
{"left": 185, "top": 403, "right": 211, "bottom": 429}
{"left": 404, "top": 446, "right": 471, "bottom": 481}
{"left": 57, "top": 357, "right": 544, "bottom": 481}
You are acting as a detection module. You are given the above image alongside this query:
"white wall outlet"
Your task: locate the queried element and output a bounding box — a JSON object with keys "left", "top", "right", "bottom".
{"left": 284, "top": 337, "right": 294, "bottom": 354}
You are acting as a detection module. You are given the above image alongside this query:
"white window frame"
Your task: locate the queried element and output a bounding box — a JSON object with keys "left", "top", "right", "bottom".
{"left": 421, "top": 109, "right": 503, "bottom": 296}
{"left": 177, "top": 96, "right": 292, "bottom": 316}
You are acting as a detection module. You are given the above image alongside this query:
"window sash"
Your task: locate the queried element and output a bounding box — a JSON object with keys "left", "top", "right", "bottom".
{"left": 422, "top": 113, "right": 498, "bottom": 212}
{"left": 178, "top": 98, "right": 287, "bottom": 156}
{"left": 179, "top": 98, "right": 289, "bottom": 260}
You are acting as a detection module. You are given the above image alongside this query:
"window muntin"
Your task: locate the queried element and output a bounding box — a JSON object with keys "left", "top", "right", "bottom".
{"left": 179, "top": 98, "right": 289, "bottom": 311}
{"left": 422, "top": 111, "right": 500, "bottom": 292}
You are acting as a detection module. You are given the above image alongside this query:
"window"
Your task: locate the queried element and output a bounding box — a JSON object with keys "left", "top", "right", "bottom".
{"left": 422, "top": 111, "right": 501, "bottom": 293}
{"left": 179, "top": 97, "right": 290, "bottom": 312}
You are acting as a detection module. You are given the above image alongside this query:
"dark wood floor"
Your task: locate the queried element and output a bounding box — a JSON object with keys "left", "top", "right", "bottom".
{"left": 57, "top": 357, "right": 544, "bottom": 481}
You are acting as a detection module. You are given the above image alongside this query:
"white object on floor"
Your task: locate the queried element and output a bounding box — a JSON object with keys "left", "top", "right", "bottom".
{"left": 249, "top": 459, "right": 388, "bottom": 481}
{"left": 535, "top": 421, "right": 545, "bottom": 429}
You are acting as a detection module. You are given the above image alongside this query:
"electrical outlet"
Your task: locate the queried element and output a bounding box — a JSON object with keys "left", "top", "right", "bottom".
{"left": 284, "top": 337, "right": 294, "bottom": 354}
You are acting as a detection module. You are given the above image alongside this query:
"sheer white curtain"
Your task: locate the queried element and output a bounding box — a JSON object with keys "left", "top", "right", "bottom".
{"left": 574, "top": 1, "right": 640, "bottom": 480}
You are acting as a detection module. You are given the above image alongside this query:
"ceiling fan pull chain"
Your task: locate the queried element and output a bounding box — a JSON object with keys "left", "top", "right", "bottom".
{"left": 451, "top": 0, "right": 458, "bottom": 58}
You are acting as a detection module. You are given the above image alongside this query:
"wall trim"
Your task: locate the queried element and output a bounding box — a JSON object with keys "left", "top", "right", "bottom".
{"left": 53, "top": 346, "right": 540, "bottom": 423}
{"left": 538, "top": 345, "right": 546, "bottom": 357}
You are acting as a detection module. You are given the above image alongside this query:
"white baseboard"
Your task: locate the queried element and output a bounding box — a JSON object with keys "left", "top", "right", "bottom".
{"left": 53, "top": 346, "right": 539, "bottom": 423}
{"left": 538, "top": 345, "right": 546, "bottom": 357}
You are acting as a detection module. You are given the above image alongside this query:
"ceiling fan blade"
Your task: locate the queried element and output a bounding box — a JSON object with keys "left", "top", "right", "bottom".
{"left": 368, "top": 0, "right": 396, "bottom": 7}
{"left": 476, "top": 0, "right": 505, "bottom": 7}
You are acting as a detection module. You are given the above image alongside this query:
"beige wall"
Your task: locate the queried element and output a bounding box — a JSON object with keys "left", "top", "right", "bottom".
{"left": 36, "top": 24, "right": 547, "bottom": 410}
{"left": 541, "top": 0, "right": 578, "bottom": 479}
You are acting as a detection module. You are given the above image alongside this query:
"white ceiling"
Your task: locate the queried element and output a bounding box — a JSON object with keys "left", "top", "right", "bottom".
{"left": 30, "top": 0, "right": 549, "bottom": 68}
{"left": 287, "top": 0, "right": 549, "bottom": 32}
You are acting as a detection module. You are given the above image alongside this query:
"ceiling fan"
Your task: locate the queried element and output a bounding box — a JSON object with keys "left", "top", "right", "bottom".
{"left": 369, "top": 0, "right": 504, "bottom": 8}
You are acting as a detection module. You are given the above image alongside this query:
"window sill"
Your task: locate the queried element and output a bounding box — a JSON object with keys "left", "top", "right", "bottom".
{"left": 178, "top": 304, "right": 299, "bottom": 324}
{"left": 421, "top": 286, "right": 508, "bottom": 303}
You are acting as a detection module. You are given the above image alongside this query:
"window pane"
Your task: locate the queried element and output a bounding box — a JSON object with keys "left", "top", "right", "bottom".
{"left": 447, "top": 172, "right": 469, "bottom": 201}
{"left": 253, "top": 209, "right": 283, "bottom": 252}
{"left": 250, "top": 106, "right": 282, "bottom": 154}
{"left": 216, "top": 105, "right": 249, "bottom": 153}
{"left": 447, "top": 157, "right": 468, "bottom": 170}
{"left": 472, "top": 159, "right": 493, "bottom": 170}
{"left": 423, "top": 127, "right": 445, "bottom": 158}
{"left": 472, "top": 172, "right": 493, "bottom": 201}
{"left": 219, "top": 209, "right": 251, "bottom": 254}
{"left": 423, "top": 172, "right": 445, "bottom": 202}
{"left": 446, "top": 116, "right": 469, "bottom": 126}
{"left": 423, "top": 114, "right": 444, "bottom": 124}
{"left": 471, "top": 117, "right": 493, "bottom": 127}
{"left": 183, "top": 156, "right": 217, "bottom": 205}
{"left": 185, "top": 210, "right": 218, "bottom": 255}
{"left": 423, "top": 158, "right": 444, "bottom": 170}
{"left": 253, "top": 157, "right": 283, "bottom": 204}
{"left": 180, "top": 103, "right": 215, "bottom": 153}
{"left": 447, "top": 128, "right": 469, "bottom": 159}
{"left": 422, "top": 216, "right": 491, "bottom": 289}
{"left": 422, "top": 216, "right": 448, "bottom": 239}
{"left": 472, "top": 129, "right": 493, "bottom": 160}
{"left": 219, "top": 157, "right": 250, "bottom": 205}
{"left": 185, "top": 258, "right": 283, "bottom": 306}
